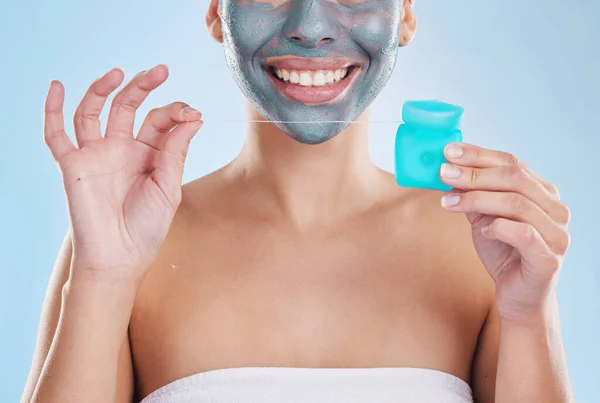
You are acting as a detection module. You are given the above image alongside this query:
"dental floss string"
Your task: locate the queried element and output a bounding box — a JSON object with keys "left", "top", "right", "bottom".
{"left": 205, "top": 119, "right": 404, "bottom": 124}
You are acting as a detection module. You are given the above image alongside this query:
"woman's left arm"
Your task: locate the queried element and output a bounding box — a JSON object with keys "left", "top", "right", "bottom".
{"left": 495, "top": 295, "right": 574, "bottom": 403}
{"left": 470, "top": 294, "right": 574, "bottom": 403}
{"left": 438, "top": 142, "right": 575, "bottom": 403}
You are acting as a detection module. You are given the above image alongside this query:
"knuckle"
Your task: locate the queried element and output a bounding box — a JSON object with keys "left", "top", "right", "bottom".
{"left": 44, "top": 129, "right": 66, "bottom": 144}
{"left": 541, "top": 253, "right": 561, "bottom": 273}
{"left": 508, "top": 165, "right": 529, "bottom": 183}
{"left": 467, "top": 167, "right": 479, "bottom": 187}
{"left": 508, "top": 194, "right": 529, "bottom": 216}
{"left": 547, "top": 183, "right": 561, "bottom": 199}
{"left": 147, "top": 107, "right": 176, "bottom": 133}
{"left": 471, "top": 211, "right": 490, "bottom": 229}
{"left": 548, "top": 254, "right": 562, "bottom": 272}
{"left": 503, "top": 152, "right": 521, "bottom": 167}
{"left": 112, "top": 94, "right": 138, "bottom": 113}
{"left": 563, "top": 204, "right": 572, "bottom": 223}
{"left": 44, "top": 108, "right": 61, "bottom": 117}
{"left": 555, "top": 202, "right": 571, "bottom": 225}
{"left": 555, "top": 232, "right": 571, "bottom": 255}
{"left": 147, "top": 107, "right": 161, "bottom": 119}
{"left": 119, "top": 100, "right": 138, "bottom": 113}
{"left": 468, "top": 191, "right": 485, "bottom": 211}
{"left": 470, "top": 146, "right": 482, "bottom": 162}
{"left": 89, "top": 78, "right": 104, "bottom": 97}
{"left": 170, "top": 101, "right": 189, "bottom": 110}
{"left": 521, "top": 224, "right": 537, "bottom": 244}
{"left": 73, "top": 110, "right": 98, "bottom": 125}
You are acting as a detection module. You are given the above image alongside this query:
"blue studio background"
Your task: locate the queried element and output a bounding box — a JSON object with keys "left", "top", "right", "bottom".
{"left": 1, "top": 0, "right": 598, "bottom": 401}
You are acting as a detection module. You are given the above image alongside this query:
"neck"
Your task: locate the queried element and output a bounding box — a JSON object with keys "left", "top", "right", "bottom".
{"left": 230, "top": 102, "right": 386, "bottom": 229}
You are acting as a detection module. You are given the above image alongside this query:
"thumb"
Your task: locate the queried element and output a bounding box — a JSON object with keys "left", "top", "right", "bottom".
{"left": 152, "top": 120, "right": 203, "bottom": 206}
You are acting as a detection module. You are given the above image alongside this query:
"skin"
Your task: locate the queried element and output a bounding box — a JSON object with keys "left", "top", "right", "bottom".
{"left": 23, "top": 1, "right": 574, "bottom": 403}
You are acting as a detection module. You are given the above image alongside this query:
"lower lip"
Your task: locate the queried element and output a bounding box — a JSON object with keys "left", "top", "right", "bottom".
{"left": 265, "top": 68, "right": 359, "bottom": 105}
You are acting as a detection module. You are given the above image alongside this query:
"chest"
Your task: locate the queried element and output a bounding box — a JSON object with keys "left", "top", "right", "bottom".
{"left": 130, "top": 220, "right": 491, "bottom": 396}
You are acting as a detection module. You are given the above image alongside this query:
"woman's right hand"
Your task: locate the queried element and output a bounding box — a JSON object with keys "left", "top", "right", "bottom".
{"left": 44, "top": 65, "right": 203, "bottom": 281}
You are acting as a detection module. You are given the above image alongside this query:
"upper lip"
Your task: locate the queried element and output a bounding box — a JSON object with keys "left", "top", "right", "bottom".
{"left": 264, "top": 56, "right": 360, "bottom": 71}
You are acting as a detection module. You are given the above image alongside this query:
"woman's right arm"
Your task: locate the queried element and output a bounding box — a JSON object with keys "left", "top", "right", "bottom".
{"left": 21, "top": 230, "right": 135, "bottom": 403}
{"left": 22, "top": 64, "right": 203, "bottom": 403}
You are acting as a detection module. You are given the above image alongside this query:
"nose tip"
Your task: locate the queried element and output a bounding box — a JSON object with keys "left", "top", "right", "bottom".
{"left": 281, "top": 0, "right": 338, "bottom": 48}
{"left": 287, "top": 35, "right": 335, "bottom": 47}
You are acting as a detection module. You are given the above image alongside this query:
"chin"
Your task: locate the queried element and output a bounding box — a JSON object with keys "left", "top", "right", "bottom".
{"left": 275, "top": 120, "right": 352, "bottom": 145}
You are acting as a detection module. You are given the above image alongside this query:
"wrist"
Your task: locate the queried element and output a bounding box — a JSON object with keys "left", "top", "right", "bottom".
{"left": 70, "top": 258, "right": 147, "bottom": 287}
{"left": 496, "top": 287, "right": 560, "bottom": 324}
{"left": 64, "top": 270, "right": 140, "bottom": 328}
{"left": 66, "top": 273, "right": 139, "bottom": 298}
{"left": 498, "top": 293, "right": 560, "bottom": 330}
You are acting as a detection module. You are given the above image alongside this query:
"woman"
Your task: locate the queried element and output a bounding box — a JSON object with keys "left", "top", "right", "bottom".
{"left": 22, "top": 0, "right": 574, "bottom": 402}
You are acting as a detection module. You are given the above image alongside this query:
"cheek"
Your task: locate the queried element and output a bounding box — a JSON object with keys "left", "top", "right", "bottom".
{"left": 222, "top": 1, "right": 285, "bottom": 58}
{"left": 350, "top": 7, "right": 402, "bottom": 57}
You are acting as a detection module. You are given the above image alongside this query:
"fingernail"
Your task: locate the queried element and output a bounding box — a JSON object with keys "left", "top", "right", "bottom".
{"left": 192, "top": 120, "right": 204, "bottom": 130}
{"left": 181, "top": 107, "right": 202, "bottom": 120}
{"left": 481, "top": 225, "right": 490, "bottom": 235}
{"left": 441, "top": 163, "right": 461, "bottom": 179}
{"left": 441, "top": 194, "right": 461, "bottom": 208}
{"left": 152, "top": 64, "right": 169, "bottom": 74}
{"left": 134, "top": 69, "right": 148, "bottom": 79}
{"left": 445, "top": 144, "right": 464, "bottom": 159}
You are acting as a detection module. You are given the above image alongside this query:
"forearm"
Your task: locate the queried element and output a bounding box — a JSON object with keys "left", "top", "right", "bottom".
{"left": 30, "top": 271, "right": 138, "bottom": 403}
{"left": 495, "top": 295, "right": 574, "bottom": 403}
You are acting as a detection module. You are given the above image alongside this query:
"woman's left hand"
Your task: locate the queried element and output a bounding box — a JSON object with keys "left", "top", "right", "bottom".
{"left": 438, "top": 142, "right": 571, "bottom": 323}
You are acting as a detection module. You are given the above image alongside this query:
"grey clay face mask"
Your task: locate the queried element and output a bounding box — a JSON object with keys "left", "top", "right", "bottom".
{"left": 219, "top": 0, "right": 403, "bottom": 144}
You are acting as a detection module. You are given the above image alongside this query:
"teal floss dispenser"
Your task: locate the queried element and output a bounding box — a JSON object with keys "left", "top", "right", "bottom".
{"left": 395, "top": 100, "right": 465, "bottom": 191}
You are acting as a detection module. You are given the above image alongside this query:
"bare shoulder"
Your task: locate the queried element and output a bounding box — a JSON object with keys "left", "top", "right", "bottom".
{"left": 141, "top": 167, "right": 235, "bottom": 272}
{"left": 373, "top": 171, "right": 474, "bottom": 246}
{"left": 377, "top": 171, "right": 495, "bottom": 308}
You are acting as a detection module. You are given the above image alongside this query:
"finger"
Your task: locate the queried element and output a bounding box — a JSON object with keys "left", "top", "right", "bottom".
{"left": 136, "top": 102, "right": 202, "bottom": 150}
{"left": 444, "top": 143, "right": 560, "bottom": 199}
{"left": 43, "top": 81, "right": 76, "bottom": 162}
{"left": 442, "top": 190, "right": 570, "bottom": 255}
{"left": 482, "top": 218, "right": 563, "bottom": 280}
{"left": 440, "top": 163, "right": 570, "bottom": 225}
{"left": 151, "top": 120, "right": 203, "bottom": 205}
{"left": 72, "top": 68, "right": 124, "bottom": 147}
{"left": 105, "top": 64, "right": 169, "bottom": 139}
{"left": 522, "top": 166, "right": 562, "bottom": 200}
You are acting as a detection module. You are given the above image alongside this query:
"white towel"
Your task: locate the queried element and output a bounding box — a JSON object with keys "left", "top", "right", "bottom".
{"left": 141, "top": 366, "right": 473, "bottom": 403}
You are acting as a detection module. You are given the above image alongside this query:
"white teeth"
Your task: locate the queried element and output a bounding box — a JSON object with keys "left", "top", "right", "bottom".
{"left": 325, "top": 71, "right": 334, "bottom": 84}
{"left": 313, "top": 71, "right": 325, "bottom": 86}
{"left": 290, "top": 71, "right": 299, "bottom": 84}
{"left": 273, "top": 67, "right": 351, "bottom": 86}
{"left": 299, "top": 72, "right": 312, "bottom": 86}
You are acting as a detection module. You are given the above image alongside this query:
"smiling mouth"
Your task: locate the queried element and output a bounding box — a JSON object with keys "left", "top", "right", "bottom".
{"left": 269, "top": 65, "right": 359, "bottom": 87}
{"left": 263, "top": 57, "right": 362, "bottom": 105}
